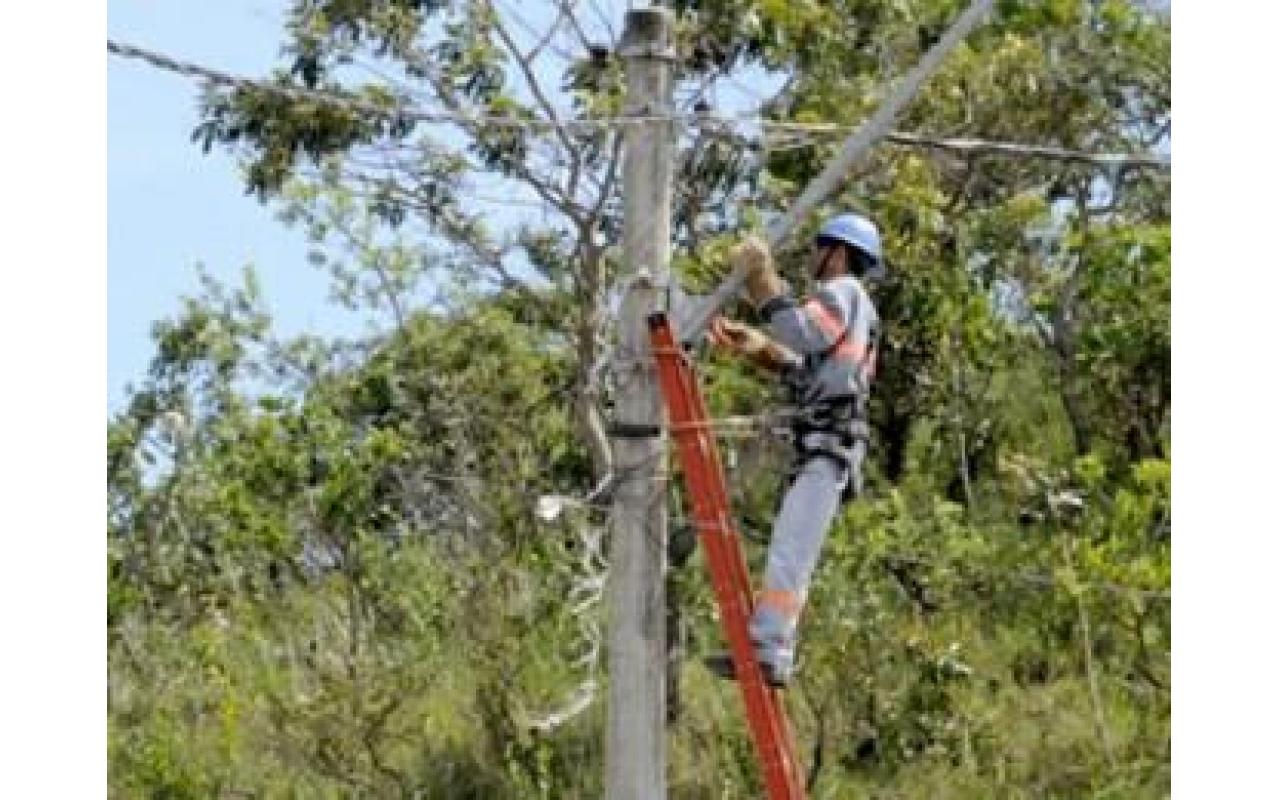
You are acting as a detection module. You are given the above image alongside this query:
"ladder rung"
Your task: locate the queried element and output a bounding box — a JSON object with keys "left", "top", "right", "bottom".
{"left": 668, "top": 420, "right": 716, "bottom": 432}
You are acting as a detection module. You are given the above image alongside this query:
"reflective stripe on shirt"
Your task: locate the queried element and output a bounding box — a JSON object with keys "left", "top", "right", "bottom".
{"left": 802, "top": 298, "right": 874, "bottom": 373}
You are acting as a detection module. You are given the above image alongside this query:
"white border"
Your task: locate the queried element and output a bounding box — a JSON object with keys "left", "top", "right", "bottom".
{"left": 1, "top": 3, "right": 107, "bottom": 798}
{"left": 1174, "top": 0, "right": 1280, "bottom": 796}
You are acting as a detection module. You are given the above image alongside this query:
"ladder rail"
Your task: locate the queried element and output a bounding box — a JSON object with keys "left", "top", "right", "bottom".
{"left": 647, "top": 313, "right": 807, "bottom": 800}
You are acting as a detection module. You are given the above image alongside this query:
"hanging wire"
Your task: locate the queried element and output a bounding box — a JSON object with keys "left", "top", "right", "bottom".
{"left": 109, "top": 38, "right": 1171, "bottom": 171}
{"left": 107, "top": 39, "right": 663, "bottom": 131}
{"left": 111, "top": 31, "right": 1170, "bottom": 604}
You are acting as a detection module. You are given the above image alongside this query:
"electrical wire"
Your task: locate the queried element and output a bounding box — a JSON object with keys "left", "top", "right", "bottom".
{"left": 109, "top": 38, "right": 1170, "bottom": 171}
{"left": 111, "top": 31, "right": 1171, "bottom": 603}
{"left": 108, "top": 39, "right": 662, "bottom": 131}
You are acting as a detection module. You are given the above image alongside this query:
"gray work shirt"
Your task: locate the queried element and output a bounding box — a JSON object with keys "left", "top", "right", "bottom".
{"left": 759, "top": 275, "right": 879, "bottom": 406}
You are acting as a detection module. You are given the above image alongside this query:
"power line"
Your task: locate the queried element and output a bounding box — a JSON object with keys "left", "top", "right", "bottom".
{"left": 738, "top": 123, "right": 1171, "bottom": 171}
{"left": 110, "top": 27, "right": 1171, "bottom": 608}
{"left": 107, "top": 39, "right": 659, "bottom": 131}
{"left": 882, "top": 130, "right": 1170, "bottom": 170}
{"left": 699, "top": 114, "right": 1169, "bottom": 171}
{"left": 109, "top": 38, "right": 1170, "bottom": 171}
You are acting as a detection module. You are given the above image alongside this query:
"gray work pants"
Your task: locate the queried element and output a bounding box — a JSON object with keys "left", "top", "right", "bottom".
{"left": 749, "top": 431, "right": 865, "bottom": 675}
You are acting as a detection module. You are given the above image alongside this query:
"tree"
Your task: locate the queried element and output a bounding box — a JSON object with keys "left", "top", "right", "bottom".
{"left": 110, "top": 0, "right": 1171, "bottom": 795}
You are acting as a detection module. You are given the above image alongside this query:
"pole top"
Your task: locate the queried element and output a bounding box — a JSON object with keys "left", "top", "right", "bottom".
{"left": 619, "top": 7, "right": 676, "bottom": 60}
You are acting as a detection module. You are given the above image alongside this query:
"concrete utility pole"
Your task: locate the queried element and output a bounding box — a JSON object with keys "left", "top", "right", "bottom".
{"left": 607, "top": 7, "right": 674, "bottom": 800}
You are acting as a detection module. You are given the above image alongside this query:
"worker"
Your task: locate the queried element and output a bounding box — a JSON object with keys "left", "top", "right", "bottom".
{"left": 705, "top": 212, "right": 884, "bottom": 687}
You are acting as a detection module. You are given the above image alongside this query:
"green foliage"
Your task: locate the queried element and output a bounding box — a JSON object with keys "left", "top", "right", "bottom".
{"left": 113, "top": 1, "right": 1168, "bottom": 796}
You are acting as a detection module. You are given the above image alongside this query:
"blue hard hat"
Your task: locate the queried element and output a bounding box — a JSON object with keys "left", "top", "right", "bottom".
{"left": 815, "top": 213, "right": 885, "bottom": 278}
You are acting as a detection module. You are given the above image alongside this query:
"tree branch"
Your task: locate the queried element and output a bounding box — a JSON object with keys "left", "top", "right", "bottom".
{"left": 403, "top": 44, "right": 584, "bottom": 219}
{"left": 590, "top": 129, "right": 624, "bottom": 223}
{"left": 528, "top": 0, "right": 570, "bottom": 63}
{"left": 487, "top": 0, "right": 585, "bottom": 201}
{"left": 554, "top": 1, "right": 598, "bottom": 55}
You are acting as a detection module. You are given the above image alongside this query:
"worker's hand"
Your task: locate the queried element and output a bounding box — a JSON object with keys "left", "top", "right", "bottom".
{"left": 729, "top": 234, "right": 785, "bottom": 307}
{"left": 709, "top": 316, "right": 801, "bottom": 372}
{"left": 729, "top": 235, "right": 773, "bottom": 277}
{"left": 709, "top": 317, "right": 770, "bottom": 357}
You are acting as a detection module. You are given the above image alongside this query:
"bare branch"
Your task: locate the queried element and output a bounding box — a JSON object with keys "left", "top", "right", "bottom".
{"left": 303, "top": 164, "right": 541, "bottom": 298}
{"left": 583, "top": 0, "right": 618, "bottom": 46}
{"left": 528, "top": 1, "right": 570, "bottom": 63}
{"left": 400, "top": 42, "right": 584, "bottom": 217}
{"left": 554, "top": 0, "right": 599, "bottom": 54}
{"left": 487, "top": 0, "right": 585, "bottom": 200}
{"left": 590, "top": 129, "right": 624, "bottom": 223}
{"left": 492, "top": 0, "right": 579, "bottom": 62}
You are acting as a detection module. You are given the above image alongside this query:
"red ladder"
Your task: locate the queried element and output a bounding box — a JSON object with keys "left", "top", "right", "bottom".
{"left": 647, "top": 312, "right": 807, "bottom": 800}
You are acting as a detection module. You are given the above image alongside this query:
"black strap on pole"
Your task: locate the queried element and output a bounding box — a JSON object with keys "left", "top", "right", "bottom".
{"left": 608, "top": 421, "right": 664, "bottom": 439}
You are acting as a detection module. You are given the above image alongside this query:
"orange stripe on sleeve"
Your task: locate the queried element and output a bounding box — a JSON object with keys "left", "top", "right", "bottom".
{"left": 803, "top": 298, "right": 872, "bottom": 368}
{"left": 757, "top": 588, "right": 803, "bottom": 620}
{"left": 802, "top": 299, "right": 845, "bottom": 341}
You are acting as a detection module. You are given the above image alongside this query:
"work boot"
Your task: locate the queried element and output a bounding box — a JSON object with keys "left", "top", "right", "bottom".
{"left": 702, "top": 645, "right": 795, "bottom": 688}
{"left": 703, "top": 596, "right": 801, "bottom": 687}
{"left": 747, "top": 605, "right": 798, "bottom": 685}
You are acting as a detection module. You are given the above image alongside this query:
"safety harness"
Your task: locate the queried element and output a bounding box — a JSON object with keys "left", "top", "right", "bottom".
{"left": 782, "top": 393, "right": 869, "bottom": 503}
{"left": 780, "top": 325, "right": 872, "bottom": 504}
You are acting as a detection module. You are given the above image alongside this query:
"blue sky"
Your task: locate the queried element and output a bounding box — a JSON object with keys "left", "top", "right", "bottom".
{"left": 109, "top": 1, "right": 367, "bottom": 411}
{"left": 108, "top": 1, "right": 603, "bottom": 412}
{"left": 108, "top": 0, "right": 773, "bottom": 413}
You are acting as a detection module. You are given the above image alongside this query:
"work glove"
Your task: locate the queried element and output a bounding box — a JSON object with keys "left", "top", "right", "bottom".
{"left": 709, "top": 317, "right": 800, "bottom": 372}
{"left": 709, "top": 317, "right": 770, "bottom": 357}
{"left": 729, "top": 234, "right": 786, "bottom": 307}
